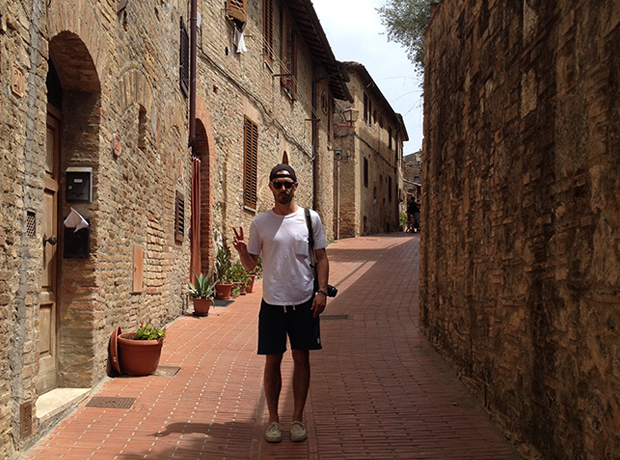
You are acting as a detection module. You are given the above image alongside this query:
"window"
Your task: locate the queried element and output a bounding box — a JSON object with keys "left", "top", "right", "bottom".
{"left": 175, "top": 191, "right": 185, "bottom": 243}
{"left": 280, "top": 10, "right": 297, "bottom": 100}
{"left": 363, "top": 157, "right": 368, "bottom": 187}
{"left": 179, "top": 17, "right": 189, "bottom": 97}
{"left": 388, "top": 127, "right": 393, "bottom": 151}
{"left": 226, "top": 0, "right": 247, "bottom": 23}
{"left": 388, "top": 176, "right": 392, "bottom": 202}
{"left": 363, "top": 93, "right": 371, "bottom": 123}
{"left": 243, "top": 117, "right": 259, "bottom": 208}
{"left": 263, "top": 0, "right": 274, "bottom": 64}
{"left": 138, "top": 106, "right": 147, "bottom": 152}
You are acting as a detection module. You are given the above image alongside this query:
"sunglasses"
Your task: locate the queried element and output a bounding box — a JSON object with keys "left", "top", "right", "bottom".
{"left": 272, "top": 180, "right": 294, "bottom": 190}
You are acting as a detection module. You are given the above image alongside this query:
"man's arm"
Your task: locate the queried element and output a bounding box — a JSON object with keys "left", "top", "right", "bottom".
{"left": 312, "top": 248, "right": 329, "bottom": 317}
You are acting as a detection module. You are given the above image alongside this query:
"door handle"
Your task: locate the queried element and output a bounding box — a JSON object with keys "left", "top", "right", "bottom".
{"left": 43, "top": 234, "right": 57, "bottom": 246}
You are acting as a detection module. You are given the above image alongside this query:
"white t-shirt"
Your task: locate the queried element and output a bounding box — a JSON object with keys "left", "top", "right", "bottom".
{"left": 248, "top": 207, "right": 328, "bottom": 305}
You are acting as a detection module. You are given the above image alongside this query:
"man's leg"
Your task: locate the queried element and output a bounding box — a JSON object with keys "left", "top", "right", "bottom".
{"left": 291, "top": 349, "right": 310, "bottom": 422}
{"left": 264, "top": 353, "right": 283, "bottom": 423}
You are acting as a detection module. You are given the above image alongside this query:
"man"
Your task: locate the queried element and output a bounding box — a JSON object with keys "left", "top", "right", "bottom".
{"left": 232, "top": 164, "right": 330, "bottom": 443}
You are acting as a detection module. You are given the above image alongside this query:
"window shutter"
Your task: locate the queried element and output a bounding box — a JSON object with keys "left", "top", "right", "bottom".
{"left": 226, "top": 0, "right": 247, "bottom": 23}
{"left": 175, "top": 191, "right": 185, "bottom": 243}
{"left": 263, "top": 0, "right": 274, "bottom": 64}
{"left": 179, "top": 17, "right": 189, "bottom": 97}
{"left": 243, "top": 117, "right": 258, "bottom": 209}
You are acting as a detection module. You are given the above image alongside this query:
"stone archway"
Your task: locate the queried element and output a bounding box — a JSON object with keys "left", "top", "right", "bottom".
{"left": 47, "top": 30, "right": 101, "bottom": 389}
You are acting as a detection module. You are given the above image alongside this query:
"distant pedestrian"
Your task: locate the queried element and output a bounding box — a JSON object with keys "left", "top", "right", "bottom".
{"left": 232, "top": 163, "right": 330, "bottom": 444}
{"left": 407, "top": 199, "right": 420, "bottom": 232}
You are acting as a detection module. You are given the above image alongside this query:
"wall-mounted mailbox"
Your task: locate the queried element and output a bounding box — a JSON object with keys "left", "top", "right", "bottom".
{"left": 66, "top": 167, "right": 93, "bottom": 203}
{"left": 63, "top": 219, "right": 90, "bottom": 259}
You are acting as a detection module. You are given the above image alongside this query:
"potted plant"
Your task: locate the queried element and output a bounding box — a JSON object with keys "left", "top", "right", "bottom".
{"left": 117, "top": 323, "right": 166, "bottom": 376}
{"left": 230, "top": 260, "right": 250, "bottom": 295}
{"left": 214, "top": 246, "right": 233, "bottom": 300}
{"left": 246, "top": 256, "right": 262, "bottom": 294}
{"left": 188, "top": 271, "right": 217, "bottom": 316}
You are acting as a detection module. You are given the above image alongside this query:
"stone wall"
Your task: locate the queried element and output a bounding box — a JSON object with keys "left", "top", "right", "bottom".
{"left": 421, "top": 1, "right": 620, "bottom": 459}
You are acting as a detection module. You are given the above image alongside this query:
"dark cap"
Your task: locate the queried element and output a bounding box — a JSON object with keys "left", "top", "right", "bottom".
{"left": 269, "top": 164, "right": 297, "bottom": 182}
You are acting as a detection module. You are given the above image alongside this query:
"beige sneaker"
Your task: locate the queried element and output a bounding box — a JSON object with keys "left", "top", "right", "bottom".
{"left": 290, "top": 420, "right": 308, "bottom": 442}
{"left": 265, "top": 422, "right": 282, "bottom": 443}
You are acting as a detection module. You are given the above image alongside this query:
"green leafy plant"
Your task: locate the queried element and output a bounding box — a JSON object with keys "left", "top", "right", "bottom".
{"left": 188, "top": 271, "right": 217, "bottom": 299}
{"left": 229, "top": 260, "right": 250, "bottom": 285}
{"left": 400, "top": 212, "right": 408, "bottom": 231}
{"left": 214, "top": 246, "right": 232, "bottom": 283}
{"left": 134, "top": 322, "right": 166, "bottom": 340}
{"left": 253, "top": 255, "right": 263, "bottom": 279}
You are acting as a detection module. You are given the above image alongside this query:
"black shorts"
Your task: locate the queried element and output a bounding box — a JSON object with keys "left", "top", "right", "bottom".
{"left": 258, "top": 296, "right": 322, "bottom": 355}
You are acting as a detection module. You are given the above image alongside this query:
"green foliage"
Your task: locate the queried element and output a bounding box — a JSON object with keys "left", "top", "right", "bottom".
{"left": 400, "top": 212, "right": 408, "bottom": 231}
{"left": 134, "top": 322, "right": 166, "bottom": 340}
{"left": 214, "top": 246, "right": 232, "bottom": 283}
{"left": 229, "top": 260, "right": 250, "bottom": 284}
{"left": 377, "top": 0, "right": 433, "bottom": 73}
{"left": 253, "top": 255, "right": 263, "bottom": 278}
{"left": 188, "top": 271, "right": 217, "bottom": 299}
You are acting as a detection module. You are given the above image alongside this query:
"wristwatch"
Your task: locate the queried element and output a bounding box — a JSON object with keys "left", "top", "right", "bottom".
{"left": 317, "top": 288, "right": 328, "bottom": 296}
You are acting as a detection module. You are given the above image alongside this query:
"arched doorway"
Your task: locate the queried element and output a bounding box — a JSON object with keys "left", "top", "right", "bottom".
{"left": 190, "top": 120, "right": 213, "bottom": 276}
{"left": 42, "top": 31, "right": 101, "bottom": 392}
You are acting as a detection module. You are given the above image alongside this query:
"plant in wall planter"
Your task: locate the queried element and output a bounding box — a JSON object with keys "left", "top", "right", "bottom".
{"left": 214, "top": 246, "right": 233, "bottom": 300}
{"left": 117, "top": 323, "right": 166, "bottom": 376}
{"left": 188, "top": 271, "right": 217, "bottom": 317}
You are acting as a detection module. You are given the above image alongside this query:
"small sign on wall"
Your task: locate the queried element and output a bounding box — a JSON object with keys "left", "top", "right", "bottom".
{"left": 11, "top": 64, "right": 25, "bottom": 97}
{"left": 112, "top": 133, "right": 121, "bottom": 157}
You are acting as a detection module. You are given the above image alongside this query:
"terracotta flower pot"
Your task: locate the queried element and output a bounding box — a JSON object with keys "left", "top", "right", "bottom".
{"left": 246, "top": 274, "right": 256, "bottom": 293}
{"left": 117, "top": 332, "right": 163, "bottom": 376}
{"left": 215, "top": 282, "right": 233, "bottom": 300}
{"left": 192, "top": 297, "right": 211, "bottom": 317}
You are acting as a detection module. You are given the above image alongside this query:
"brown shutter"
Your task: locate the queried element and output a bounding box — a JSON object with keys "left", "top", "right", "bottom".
{"left": 263, "top": 0, "right": 273, "bottom": 64}
{"left": 243, "top": 117, "right": 258, "bottom": 208}
{"left": 179, "top": 17, "right": 189, "bottom": 97}
{"left": 175, "top": 191, "right": 185, "bottom": 243}
{"left": 226, "top": 0, "right": 247, "bottom": 23}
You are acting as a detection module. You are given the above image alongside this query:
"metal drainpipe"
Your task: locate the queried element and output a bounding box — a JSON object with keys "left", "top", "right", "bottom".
{"left": 189, "top": 0, "right": 197, "bottom": 147}
{"left": 312, "top": 78, "right": 318, "bottom": 211}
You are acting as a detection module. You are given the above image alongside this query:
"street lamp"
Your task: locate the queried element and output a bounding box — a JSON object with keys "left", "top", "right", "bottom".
{"left": 342, "top": 106, "right": 359, "bottom": 126}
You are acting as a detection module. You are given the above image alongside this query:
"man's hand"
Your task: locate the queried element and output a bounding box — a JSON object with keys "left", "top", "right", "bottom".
{"left": 311, "top": 292, "right": 327, "bottom": 318}
{"left": 232, "top": 227, "right": 247, "bottom": 253}
{"left": 232, "top": 227, "right": 259, "bottom": 272}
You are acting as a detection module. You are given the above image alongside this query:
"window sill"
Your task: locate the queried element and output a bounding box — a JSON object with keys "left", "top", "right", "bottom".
{"left": 244, "top": 205, "right": 257, "bottom": 214}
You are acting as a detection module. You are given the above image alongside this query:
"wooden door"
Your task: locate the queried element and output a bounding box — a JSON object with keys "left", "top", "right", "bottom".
{"left": 39, "top": 109, "right": 61, "bottom": 393}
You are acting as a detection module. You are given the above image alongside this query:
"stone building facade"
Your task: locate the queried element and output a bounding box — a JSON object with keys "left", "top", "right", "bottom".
{"left": 0, "top": 0, "right": 349, "bottom": 458}
{"left": 333, "top": 62, "right": 407, "bottom": 239}
{"left": 422, "top": 1, "right": 620, "bottom": 459}
{"left": 403, "top": 151, "right": 422, "bottom": 202}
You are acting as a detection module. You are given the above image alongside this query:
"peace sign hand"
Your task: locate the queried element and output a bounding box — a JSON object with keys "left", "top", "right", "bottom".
{"left": 232, "top": 227, "right": 247, "bottom": 253}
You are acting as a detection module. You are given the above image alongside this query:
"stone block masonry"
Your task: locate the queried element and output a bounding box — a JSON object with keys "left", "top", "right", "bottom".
{"left": 422, "top": 1, "right": 620, "bottom": 459}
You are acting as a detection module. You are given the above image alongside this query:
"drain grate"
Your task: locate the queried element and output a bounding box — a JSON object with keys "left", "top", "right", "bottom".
{"left": 86, "top": 397, "right": 135, "bottom": 409}
{"left": 321, "top": 314, "right": 350, "bottom": 321}
{"left": 154, "top": 365, "right": 181, "bottom": 377}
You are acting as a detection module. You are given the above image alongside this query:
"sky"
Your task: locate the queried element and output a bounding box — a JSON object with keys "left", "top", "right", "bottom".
{"left": 312, "top": 0, "right": 424, "bottom": 155}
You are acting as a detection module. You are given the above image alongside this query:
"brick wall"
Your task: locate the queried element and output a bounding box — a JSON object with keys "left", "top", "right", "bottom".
{"left": 422, "top": 1, "right": 620, "bottom": 459}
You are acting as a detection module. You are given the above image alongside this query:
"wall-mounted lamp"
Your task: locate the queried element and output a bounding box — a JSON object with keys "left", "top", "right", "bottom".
{"left": 342, "top": 106, "right": 359, "bottom": 126}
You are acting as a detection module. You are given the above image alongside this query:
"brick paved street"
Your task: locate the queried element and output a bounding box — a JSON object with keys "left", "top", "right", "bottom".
{"left": 25, "top": 234, "right": 522, "bottom": 460}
